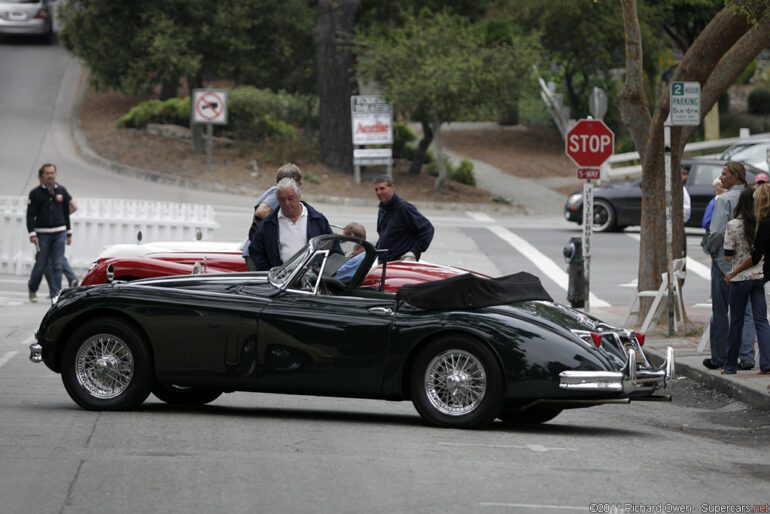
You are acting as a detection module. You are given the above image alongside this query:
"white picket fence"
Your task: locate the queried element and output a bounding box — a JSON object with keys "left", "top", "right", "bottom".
{"left": 0, "top": 197, "right": 219, "bottom": 275}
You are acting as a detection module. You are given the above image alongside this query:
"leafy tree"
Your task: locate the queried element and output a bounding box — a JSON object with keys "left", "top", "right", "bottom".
{"left": 356, "top": 11, "right": 541, "bottom": 190}
{"left": 618, "top": 0, "right": 770, "bottom": 310}
{"left": 59, "top": 0, "right": 316, "bottom": 98}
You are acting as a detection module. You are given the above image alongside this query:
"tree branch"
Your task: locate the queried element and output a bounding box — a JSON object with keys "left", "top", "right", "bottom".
{"left": 617, "top": 0, "right": 650, "bottom": 160}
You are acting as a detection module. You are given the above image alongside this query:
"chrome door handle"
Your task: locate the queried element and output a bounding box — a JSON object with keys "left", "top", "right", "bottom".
{"left": 368, "top": 307, "right": 393, "bottom": 315}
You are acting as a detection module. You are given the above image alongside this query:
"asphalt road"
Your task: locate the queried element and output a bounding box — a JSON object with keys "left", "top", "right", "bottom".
{"left": 2, "top": 38, "right": 769, "bottom": 514}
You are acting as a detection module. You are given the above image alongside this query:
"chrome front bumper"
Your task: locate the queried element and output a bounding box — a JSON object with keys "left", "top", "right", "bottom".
{"left": 559, "top": 347, "right": 675, "bottom": 393}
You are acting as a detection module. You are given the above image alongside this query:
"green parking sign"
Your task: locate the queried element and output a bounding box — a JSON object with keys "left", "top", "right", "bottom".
{"left": 670, "top": 81, "right": 700, "bottom": 126}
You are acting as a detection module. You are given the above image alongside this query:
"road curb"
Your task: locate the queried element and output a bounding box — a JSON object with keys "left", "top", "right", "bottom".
{"left": 646, "top": 346, "right": 770, "bottom": 411}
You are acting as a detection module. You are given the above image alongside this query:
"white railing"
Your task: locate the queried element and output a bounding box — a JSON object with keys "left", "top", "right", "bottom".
{"left": 606, "top": 129, "right": 770, "bottom": 179}
{"left": 0, "top": 197, "right": 219, "bottom": 275}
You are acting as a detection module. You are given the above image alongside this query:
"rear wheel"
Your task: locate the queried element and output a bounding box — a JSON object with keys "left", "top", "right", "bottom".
{"left": 61, "top": 318, "right": 152, "bottom": 411}
{"left": 592, "top": 199, "right": 618, "bottom": 232}
{"left": 152, "top": 383, "right": 222, "bottom": 405}
{"left": 410, "top": 336, "right": 503, "bottom": 428}
{"left": 498, "top": 406, "right": 562, "bottom": 424}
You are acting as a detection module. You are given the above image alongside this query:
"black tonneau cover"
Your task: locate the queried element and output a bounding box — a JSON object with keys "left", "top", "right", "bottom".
{"left": 396, "top": 271, "right": 553, "bottom": 310}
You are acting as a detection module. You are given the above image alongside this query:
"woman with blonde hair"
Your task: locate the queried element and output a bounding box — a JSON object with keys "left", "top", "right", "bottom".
{"left": 725, "top": 183, "right": 770, "bottom": 374}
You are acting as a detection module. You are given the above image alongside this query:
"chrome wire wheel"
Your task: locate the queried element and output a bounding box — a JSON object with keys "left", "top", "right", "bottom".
{"left": 75, "top": 333, "right": 134, "bottom": 399}
{"left": 424, "top": 349, "right": 487, "bottom": 416}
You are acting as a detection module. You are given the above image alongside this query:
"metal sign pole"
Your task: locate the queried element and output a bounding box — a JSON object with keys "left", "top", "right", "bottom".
{"left": 206, "top": 123, "right": 213, "bottom": 165}
{"left": 664, "top": 122, "right": 674, "bottom": 335}
{"left": 582, "top": 178, "right": 593, "bottom": 312}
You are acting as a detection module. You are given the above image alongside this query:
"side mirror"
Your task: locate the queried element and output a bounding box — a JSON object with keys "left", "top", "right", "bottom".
{"left": 106, "top": 264, "right": 114, "bottom": 283}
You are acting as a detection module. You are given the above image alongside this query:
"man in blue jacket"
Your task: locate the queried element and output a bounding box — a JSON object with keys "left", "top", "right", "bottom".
{"left": 249, "top": 178, "right": 335, "bottom": 271}
{"left": 26, "top": 163, "right": 72, "bottom": 302}
{"left": 373, "top": 175, "right": 434, "bottom": 262}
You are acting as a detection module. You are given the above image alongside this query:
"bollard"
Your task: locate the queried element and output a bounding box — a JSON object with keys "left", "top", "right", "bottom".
{"left": 563, "top": 237, "right": 586, "bottom": 308}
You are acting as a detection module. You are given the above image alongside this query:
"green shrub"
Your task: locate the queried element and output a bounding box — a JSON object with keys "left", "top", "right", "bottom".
{"left": 426, "top": 156, "right": 476, "bottom": 185}
{"left": 748, "top": 88, "right": 770, "bottom": 115}
{"left": 227, "top": 86, "right": 315, "bottom": 141}
{"left": 393, "top": 122, "right": 417, "bottom": 159}
{"left": 452, "top": 159, "right": 476, "bottom": 186}
{"left": 117, "top": 97, "right": 191, "bottom": 129}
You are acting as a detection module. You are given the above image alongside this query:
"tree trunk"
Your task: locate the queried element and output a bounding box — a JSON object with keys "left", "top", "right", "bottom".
{"left": 187, "top": 74, "right": 205, "bottom": 153}
{"left": 408, "top": 119, "right": 433, "bottom": 176}
{"left": 618, "top": 1, "right": 770, "bottom": 322}
{"left": 432, "top": 119, "right": 446, "bottom": 192}
{"left": 159, "top": 78, "right": 179, "bottom": 101}
{"left": 314, "top": 0, "right": 360, "bottom": 173}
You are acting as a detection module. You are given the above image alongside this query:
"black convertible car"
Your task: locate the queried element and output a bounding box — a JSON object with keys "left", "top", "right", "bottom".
{"left": 30, "top": 235, "right": 674, "bottom": 428}
{"left": 564, "top": 158, "right": 762, "bottom": 232}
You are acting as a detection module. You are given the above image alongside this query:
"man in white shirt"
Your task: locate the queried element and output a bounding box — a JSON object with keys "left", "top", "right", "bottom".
{"left": 248, "top": 178, "right": 335, "bottom": 271}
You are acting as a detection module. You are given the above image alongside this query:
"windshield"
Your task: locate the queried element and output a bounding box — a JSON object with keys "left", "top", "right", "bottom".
{"left": 721, "top": 143, "right": 769, "bottom": 163}
{"left": 268, "top": 245, "right": 312, "bottom": 288}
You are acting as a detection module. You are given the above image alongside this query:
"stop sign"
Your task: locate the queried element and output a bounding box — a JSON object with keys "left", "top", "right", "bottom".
{"left": 565, "top": 119, "right": 615, "bottom": 168}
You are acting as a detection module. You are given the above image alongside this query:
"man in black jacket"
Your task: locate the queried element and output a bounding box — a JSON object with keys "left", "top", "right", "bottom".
{"left": 26, "top": 163, "right": 72, "bottom": 302}
{"left": 248, "top": 178, "right": 335, "bottom": 271}
{"left": 373, "top": 175, "right": 434, "bottom": 262}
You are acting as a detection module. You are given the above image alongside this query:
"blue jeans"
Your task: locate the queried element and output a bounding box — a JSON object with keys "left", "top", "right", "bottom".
{"left": 725, "top": 279, "right": 770, "bottom": 372}
{"left": 44, "top": 256, "right": 77, "bottom": 289}
{"left": 709, "top": 261, "right": 729, "bottom": 366}
{"left": 740, "top": 301, "right": 757, "bottom": 364}
{"left": 28, "top": 231, "right": 66, "bottom": 297}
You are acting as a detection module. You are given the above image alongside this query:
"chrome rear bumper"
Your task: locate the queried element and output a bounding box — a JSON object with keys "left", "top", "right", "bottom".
{"left": 559, "top": 347, "right": 675, "bottom": 393}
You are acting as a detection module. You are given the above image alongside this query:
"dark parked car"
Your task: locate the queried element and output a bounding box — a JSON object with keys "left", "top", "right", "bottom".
{"left": 564, "top": 159, "right": 761, "bottom": 232}
{"left": 30, "top": 234, "right": 674, "bottom": 429}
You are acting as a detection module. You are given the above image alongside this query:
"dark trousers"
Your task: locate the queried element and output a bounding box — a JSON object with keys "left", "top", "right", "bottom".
{"left": 725, "top": 279, "right": 770, "bottom": 372}
{"left": 28, "top": 232, "right": 66, "bottom": 297}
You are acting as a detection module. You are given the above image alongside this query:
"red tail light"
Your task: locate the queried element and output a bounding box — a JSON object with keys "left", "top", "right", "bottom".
{"left": 635, "top": 332, "right": 646, "bottom": 346}
{"left": 590, "top": 332, "right": 603, "bottom": 348}
{"left": 34, "top": 9, "right": 49, "bottom": 19}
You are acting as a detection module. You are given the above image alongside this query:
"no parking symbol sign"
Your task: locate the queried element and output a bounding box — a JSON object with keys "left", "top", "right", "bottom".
{"left": 192, "top": 89, "right": 228, "bottom": 125}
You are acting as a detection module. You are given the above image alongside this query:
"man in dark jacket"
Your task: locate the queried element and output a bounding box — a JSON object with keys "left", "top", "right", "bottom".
{"left": 248, "top": 178, "right": 335, "bottom": 271}
{"left": 26, "top": 163, "right": 72, "bottom": 302}
{"left": 373, "top": 175, "right": 434, "bottom": 262}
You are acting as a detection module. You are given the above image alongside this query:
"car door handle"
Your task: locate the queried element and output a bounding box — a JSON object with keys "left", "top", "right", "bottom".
{"left": 368, "top": 307, "right": 393, "bottom": 315}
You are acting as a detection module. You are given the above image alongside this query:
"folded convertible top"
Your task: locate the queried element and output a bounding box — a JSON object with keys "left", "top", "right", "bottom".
{"left": 396, "top": 271, "right": 553, "bottom": 310}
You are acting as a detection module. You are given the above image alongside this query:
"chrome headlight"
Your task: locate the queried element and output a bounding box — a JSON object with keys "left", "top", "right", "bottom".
{"left": 51, "top": 291, "right": 61, "bottom": 305}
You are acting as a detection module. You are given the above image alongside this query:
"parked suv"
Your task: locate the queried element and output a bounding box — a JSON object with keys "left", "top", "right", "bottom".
{"left": 719, "top": 138, "right": 770, "bottom": 172}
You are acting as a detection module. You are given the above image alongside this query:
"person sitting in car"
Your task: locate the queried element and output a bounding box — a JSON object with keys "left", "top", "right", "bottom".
{"left": 335, "top": 222, "right": 367, "bottom": 281}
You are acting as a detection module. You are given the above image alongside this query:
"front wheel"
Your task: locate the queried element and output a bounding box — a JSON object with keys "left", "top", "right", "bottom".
{"left": 61, "top": 318, "right": 152, "bottom": 411}
{"left": 410, "top": 336, "right": 504, "bottom": 428}
{"left": 152, "top": 383, "right": 222, "bottom": 405}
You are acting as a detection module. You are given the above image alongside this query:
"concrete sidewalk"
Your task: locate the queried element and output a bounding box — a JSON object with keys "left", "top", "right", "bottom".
{"left": 592, "top": 305, "right": 770, "bottom": 411}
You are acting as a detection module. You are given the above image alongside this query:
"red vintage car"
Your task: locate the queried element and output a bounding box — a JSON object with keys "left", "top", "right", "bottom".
{"left": 81, "top": 239, "right": 480, "bottom": 291}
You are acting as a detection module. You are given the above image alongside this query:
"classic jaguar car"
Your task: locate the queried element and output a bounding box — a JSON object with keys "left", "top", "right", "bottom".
{"left": 31, "top": 234, "right": 674, "bottom": 429}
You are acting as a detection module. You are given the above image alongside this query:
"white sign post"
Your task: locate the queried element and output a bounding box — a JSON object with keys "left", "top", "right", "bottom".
{"left": 566, "top": 118, "right": 614, "bottom": 312}
{"left": 664, "top": 81, "right": 700, "bottom": 334}
{"left": 351, "top": 95, "right": 393, "bottom": 183}
{"left": 192, "top": 89, "right": 228, "bottom": 165}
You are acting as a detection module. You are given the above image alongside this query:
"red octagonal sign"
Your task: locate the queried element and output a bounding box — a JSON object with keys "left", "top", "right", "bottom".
{"left": 565, "top": 119, "right": 615, "bottom": 168}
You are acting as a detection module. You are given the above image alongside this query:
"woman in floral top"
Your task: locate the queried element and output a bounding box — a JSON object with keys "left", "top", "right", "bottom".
{"left": 722, "top": 187, "right": 769, "bottom": 374}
